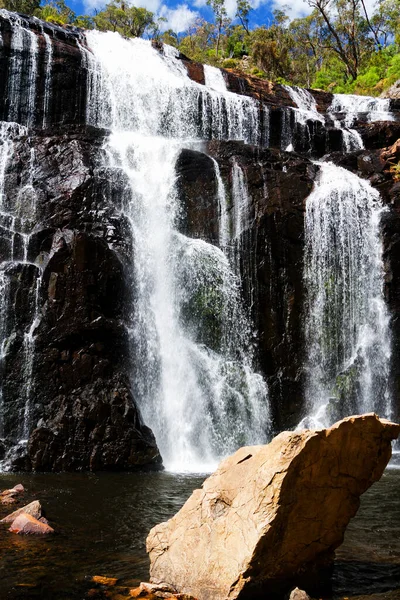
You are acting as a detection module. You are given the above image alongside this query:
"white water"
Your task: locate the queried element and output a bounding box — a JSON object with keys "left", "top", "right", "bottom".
{"left": 329, "top": 94, "right": 394, "bottom": 126}
{"left": 0, "top": 11, "right": 38, "bottom": 126}
{"left": 203, "top": 64, "right": 227, "bottom": 92}
{"left": 42, "top": 32, "right": 53, "bottom": 127}
{"left": 284, "top": 85, "right": 324, "bottom": 125}
{"left": 85, "top": 32, "right": 270, "bottom": 471}
{"left": 284, "top": 85, "right": 364, "bottom": 152}
{"left": 0, "top": 122, "right": 42, "bottom": 447}
{"left": 301, "top": 162, "right": 391, "bottom": 429}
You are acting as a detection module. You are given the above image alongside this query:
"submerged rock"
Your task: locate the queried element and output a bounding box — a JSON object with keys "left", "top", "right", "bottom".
{"left": 147, "top": 414, "right": 399, "bottom": 600}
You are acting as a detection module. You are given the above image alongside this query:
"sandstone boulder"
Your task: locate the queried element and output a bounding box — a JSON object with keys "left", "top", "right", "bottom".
{"left": 1, "top": 500, "right": 42, "bottom": 523}
{"left": 9, "top": 513, "right": 54, "bottom": 535}
{"left": 288, "top": 589, "right": 311, "bottom": 600}
{"left": 147, "top": 414, "right": 399, "bottom": 600}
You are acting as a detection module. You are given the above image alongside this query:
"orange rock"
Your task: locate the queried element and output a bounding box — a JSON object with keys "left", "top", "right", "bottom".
{"left": 147, "top": 414, "right": 400, "bottom": 600}
{"left": 9, "top": 513, "right": 54, "bottom": 535}
{"left": 1, "top": 496, "right": 16, "bottom": 506}
{"left": 92, "top": 576, "right": 118, "bottom": 586}
{"left": 1, "top": 500, "right": 42, "bottom": 523}
{"left": 0, "top": 490, "right": 17, "bottom": 498}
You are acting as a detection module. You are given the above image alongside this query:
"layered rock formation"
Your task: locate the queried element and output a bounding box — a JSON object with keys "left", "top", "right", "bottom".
{"left": 0, "top": 124, "right": 161, "bottom": 470}
{"left": 147, "top": 414, "right": 400, "bottom": 600}
{"left": 0, "top": 10, "right": 400, "bottom": 469}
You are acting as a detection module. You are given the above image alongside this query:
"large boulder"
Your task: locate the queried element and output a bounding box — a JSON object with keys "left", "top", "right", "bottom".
{"left": 147, "top": 414, "right": 400, "bottom": 600}
{"left": 1, "top": 500, "right": 42, "bottom": 523}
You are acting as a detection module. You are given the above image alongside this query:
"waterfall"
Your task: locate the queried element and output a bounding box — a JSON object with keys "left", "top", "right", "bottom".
{"left": 329, "top": 94, "right": 394, "bottom": 126}
{"left": 84, "top": 32, "right": 270, "bottom": 471}
{"left": 0, "top": 11, "right": 39, "bottom": 126}
{"left": 203, "top": 64, "right": 227, "bottom": 92}
{"left": 301, "top": 162, "right": 391, "bottom": 429}
{"left": 284, "top": 85, "right": 324, "bottom": 125}
{"left": 0, "top": 122, "right": 42, "bottom": 456}
{"left": 284, "top": 85, "right": 365, "bottom": 152}
{"left": 42, "top": 32, "right": 53, "bottom": 128}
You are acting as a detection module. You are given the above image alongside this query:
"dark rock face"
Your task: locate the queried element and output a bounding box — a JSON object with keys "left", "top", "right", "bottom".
{"left": 0, "top": 127, "right": 161, "bottom": 471}
{"left": 0, "top": 9, "right": 400, "bottom": 467}
{"left": 177, "top": 141, "right": 317, "bottom": 430}
{"left": 0, "top": 13, "right": 88, "bottom": 128}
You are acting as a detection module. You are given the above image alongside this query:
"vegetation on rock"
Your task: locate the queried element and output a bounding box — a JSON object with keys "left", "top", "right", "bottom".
{"left": 1, "top": 0, "right": 399, "bottom": 95}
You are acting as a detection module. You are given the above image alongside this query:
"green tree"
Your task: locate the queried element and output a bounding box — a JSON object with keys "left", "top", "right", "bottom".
{"left": 306, "top": 0, "right": 373, "bottom": 80}
{"left": 0, "top": 0, "right": 40, "bottom": 15}
{"left": 34, "top": 0, "right": 75, "bottom": 24}
{"left": 236, "top": 0, "right": 251, "bottom": 34}
{"left": 94, "top": 0, "right": 155, "bottom": 38}
{"left": 206, "top": 0, "right": 229, "bottom": 58}
{"left": 250, "top": 11, "right": 293, "bottom": 80}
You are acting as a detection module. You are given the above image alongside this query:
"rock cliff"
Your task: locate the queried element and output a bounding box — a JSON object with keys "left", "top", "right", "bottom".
{"left": 0, "top": 10, "right": 400, "bottom": 468}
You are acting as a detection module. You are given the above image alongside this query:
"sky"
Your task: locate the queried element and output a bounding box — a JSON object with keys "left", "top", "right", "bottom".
{"left": 68, "top": 0, "right": 378, "bottom": 36}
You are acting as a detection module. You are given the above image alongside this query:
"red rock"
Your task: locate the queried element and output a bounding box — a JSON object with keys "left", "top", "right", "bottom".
{"left": 1, "top": 496, "right": 16, "bottom": 506}
{"left": 11, "top": 484, "right": 24, "bottom": 493}
{"left": 9, "top": 513, "right": 54, "bottom": 535}
{"left": 1, "top": 500, "right": 42, "bottom": 523}
{"left": 0, "top": 489, "right": 18, "bottom": 498}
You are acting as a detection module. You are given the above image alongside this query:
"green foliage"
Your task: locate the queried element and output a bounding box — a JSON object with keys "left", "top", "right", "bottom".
{"left": 2, "top": 0, "right": 399, "bottom": 96}
{"left": 34, "top": 0, "right": 75, "bottom": 24}
{"left": 222, "top": 58, "right": 238, "bottom": 68}
{"left": 94, "top": 0, "right": 155, "bottom": 38}
{"left": 0, "top": 0, "right": 40, "bottom": 14}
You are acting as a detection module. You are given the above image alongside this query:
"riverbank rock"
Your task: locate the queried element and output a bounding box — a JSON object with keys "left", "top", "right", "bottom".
{"left": 1, "top": 500, "right": 42, "bottom": 523}
{"left": 129, "top": 582, "right": 197, "bottom": 599}
{"left": 9, "top": 513, "right": 54, "bottom": 535}
{"left": 289, "top": 589, "right": 311, "bottom": 600}
{"left": 0, "top": 483, "right": 25, "bottom": 505}
{"left": 147, "top": 414, "right": 400, "bottom": 600}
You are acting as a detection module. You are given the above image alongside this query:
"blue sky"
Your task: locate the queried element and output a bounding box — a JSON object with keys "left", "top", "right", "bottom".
{"left": 67, "top": 0, "right": 314, "bottom": 33}
{"left": 68, "top": 0, "right": 378, "bottom": 35}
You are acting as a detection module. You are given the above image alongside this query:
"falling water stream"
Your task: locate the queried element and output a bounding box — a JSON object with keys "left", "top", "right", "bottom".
{"left": 301, "top": 162, "right": 391, "bottom": 428}
{"left": 84, "top": 32, "right": 270, "bottom": 471}
{"left": 0, "top": 14, "right": 396, "bottom": 471}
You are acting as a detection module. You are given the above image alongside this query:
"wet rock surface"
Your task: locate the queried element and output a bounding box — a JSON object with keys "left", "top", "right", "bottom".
{"left": 177, "top": 141, "right": 317, "bottom": 430}
{"left": 147, "top": 414, "right": 400, "bottom": 600}
{"left": 9, "top": 512, "right": 54, "bottom": 534}
{"left": 0, "top": 127, "right": 161, "bottom": 471}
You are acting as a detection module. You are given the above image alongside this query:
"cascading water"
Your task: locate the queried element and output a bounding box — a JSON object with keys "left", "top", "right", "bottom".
{"left": 284, "top": 85, "right": 364, "bottom": 152}
{"left": 42, "top": 32, "right": 53, "bottom": 128}
{"left": 329, "top": 94, "right": 394, "bottom": 125}
{"left": 84, "top": 31, "right": 270, "bottom": 471}
{"left": 284, "top": 85, "right": 324, "bottom": 125}
{"left": 0, "top": 121, "right": 42, "bottom": 459}
{"left": 300, "top": 162, "right": 391, "bottom": 429}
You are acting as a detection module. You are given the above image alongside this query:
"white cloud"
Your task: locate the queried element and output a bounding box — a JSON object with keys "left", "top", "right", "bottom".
{"left": 130, "top": 0, "right": 163, "bottom": 12}
{"left": 83, "top": 0, "right": 106, "bottom": 13}
{"left": 224, "top": 0, "right": 237, "bottom": 18}
{"left": 267, "top": 0, "right": 379, "bottom": 21}
{"left": 159, "top": 3, "right": 199, "bottom": 31}
{"left": 269, "top": 0, "right": 311, "bottom": 19}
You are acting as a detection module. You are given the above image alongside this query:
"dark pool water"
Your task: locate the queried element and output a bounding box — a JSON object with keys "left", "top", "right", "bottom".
{"left": 0, "top": 468, "right": 399, "bottom": 600}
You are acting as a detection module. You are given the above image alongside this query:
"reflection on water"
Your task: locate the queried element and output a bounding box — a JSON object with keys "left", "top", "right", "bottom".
{"left": 0, "top": 469, "right": 398, "bottom": 599}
